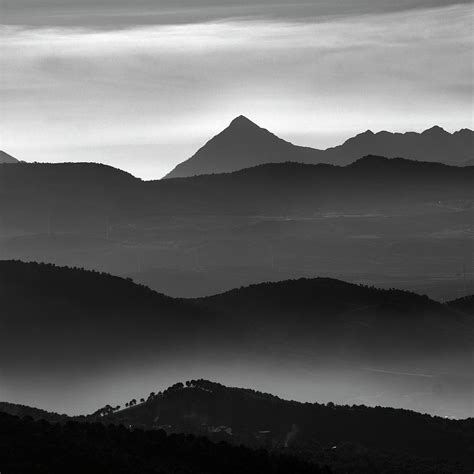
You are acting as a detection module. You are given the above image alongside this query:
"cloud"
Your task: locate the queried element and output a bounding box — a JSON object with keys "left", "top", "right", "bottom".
{"left": 3, "top": 0, "right": 472, "bottom": 27}
{"left": 1, "top": 4, "right": 472, "bottom": 178}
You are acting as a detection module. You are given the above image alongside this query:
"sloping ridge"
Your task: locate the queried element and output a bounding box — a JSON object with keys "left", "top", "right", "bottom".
{"left": 1, "top": 261, "right": 471, "bottom": 366}
{"left": 98, "top": 379, "right": 473, "bottom": 471}
{"left": 1, "top": 262, "right": 473, "bottom": 422}
{"left": 0, "top": 150, "right": 19, "bottom": 163}
{"left": 3, "top": 156, "right": 472, "bottom": 227}
{"left": 164, "top": 116, "right": 473, "bottom": 178}
{"left": 1, "top": 378, "right": 472, "bottom": 470}
{"left": 0, "top": 401, "right": 68, "bottom": 423}
{"left": 164, "top": 115, "right": 324, "bottom": 178}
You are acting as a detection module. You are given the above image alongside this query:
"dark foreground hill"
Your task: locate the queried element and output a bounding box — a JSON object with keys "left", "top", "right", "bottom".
{"left": 96, "top": 379, "right": 473, "bottom": 473}
{"left": 1, "top": 379, "right": 472, "bottom": 473}
{"left": 1, "top": 261, "right": 472, "bottom": 417}
{"left": 164, "top": 116, "right": 473, "bottom": 178}
{"left": 0, "top": 411, "right": 323, "bottom": 474}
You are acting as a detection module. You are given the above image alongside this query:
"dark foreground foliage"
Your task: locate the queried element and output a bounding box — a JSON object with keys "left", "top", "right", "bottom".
{"left": 101, "top": 380, "right": 474, "bottom": 474}
{"left": 0, "top": 412, "right": 326, "bottom": 474}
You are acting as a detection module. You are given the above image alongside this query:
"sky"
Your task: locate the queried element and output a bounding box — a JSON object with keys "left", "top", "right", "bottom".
{"left": 1, "top": 0, "right": 472, "bottom": 179}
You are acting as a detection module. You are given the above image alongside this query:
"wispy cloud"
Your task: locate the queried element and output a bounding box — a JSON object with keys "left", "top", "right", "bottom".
{"left": 362, "top": 367, "right": 435, "bottom": 378}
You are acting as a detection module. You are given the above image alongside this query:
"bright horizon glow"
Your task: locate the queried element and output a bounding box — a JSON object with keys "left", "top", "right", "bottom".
{"left": 1, "top": 3, "right": 473, "bottom": 179}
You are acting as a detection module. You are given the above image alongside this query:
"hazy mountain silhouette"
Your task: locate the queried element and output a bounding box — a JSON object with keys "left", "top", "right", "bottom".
{"left": 1, "top": 261, "right": 472, "bottom": 417}
{"left": 0, "top": 150, "right": 19, "bottom": 163}
{"left": 1, "top": 158, "right": 472, "bottom": 303}
{"left": 138, "top": 157, "right": 474, "bottom": 218}
{"left": 2, "top": 158, "right": 472, "bottom": 233}
{"left": 326, "top": 126, "right": 474, "bottom": 167}
{"left": 164, "top": 116, "right": 325, "bottom": 178}
{"left": 194, "top": 278, "right": 474, "bottom": 365}
{"left": 0, "top": 162, "right": 141, "bottom": 232}
{"left": 164, "top": 117, "right": 473, "bottom": 178}
{"left": 0, "top": 259, "right": 213, "bottom": 357}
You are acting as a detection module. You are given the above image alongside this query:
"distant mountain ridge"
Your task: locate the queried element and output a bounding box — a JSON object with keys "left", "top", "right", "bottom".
{"left": 164, "top": 116, "right": 473, "bottom": 178}
{"left": 2, "top": 156, "right": 471, "bottom": 234}
{"left": 164, "top": 115, "right": 323, "bottom": 178}
{"left": 1, "top": 158, "right": 472, "bottom": 303}
{"left": 0, "top": 150, "right": 19, "bottom": 164}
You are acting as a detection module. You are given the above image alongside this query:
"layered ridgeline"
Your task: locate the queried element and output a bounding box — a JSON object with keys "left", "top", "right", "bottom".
{"left": 0, "top": 157, "right": 472, "bottom": 302}
{"left": 0, "top": 162, "right": 140, "bottom": 232}
{"left": 164, "top": 116, "right": 473, "bottom": 178}
{"left": 1, "top": 157, "right": 473, "bottom": 232}
{"left": 2, "top": 119, "right": 472, "bottom": 178}
{"left": 1, "top": 261, "right": 472, "bottom": 418}
{"left": 1, "top": 381, "right": 472, "bottom": 473}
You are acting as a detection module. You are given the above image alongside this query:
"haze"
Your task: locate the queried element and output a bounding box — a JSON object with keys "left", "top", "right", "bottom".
{"left": 1, "top": 0, "right": 472, "bottom": 178}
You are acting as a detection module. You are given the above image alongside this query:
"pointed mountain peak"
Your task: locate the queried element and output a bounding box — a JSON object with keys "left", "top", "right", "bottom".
{"left": 218, "top": 115, "right": 279, "bottom": 141}
{"left": 422, "top": 125, "right": 447, "bottom": 135}
{"left": 163, "top": 116, "right": 295, "bottom": 178}
{"left": 341, "top": 129, "right": 376, "bottom": 146}
{"left": 354, "top": 130, "right": 375, "bottom": 137}
{"left": 228, "top": 115, "right": 260, "bottom": 129}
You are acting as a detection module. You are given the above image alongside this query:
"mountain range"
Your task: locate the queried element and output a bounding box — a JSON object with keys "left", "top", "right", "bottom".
{"left": 1, "top": 260, "right": 472, "bottom": 418}
{"left": 0, "top": 157, "right": 472, "bottom": 301}
{"left": 1, "top": 157, "right": 472, "bottom": 231}
{"left": 2, "top": 118, "right": 472, "bottom": 178}
{"left": 165, "top": 116, "right": 473, "bottom": 178}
